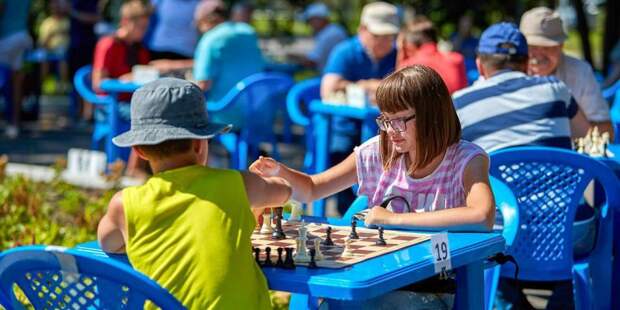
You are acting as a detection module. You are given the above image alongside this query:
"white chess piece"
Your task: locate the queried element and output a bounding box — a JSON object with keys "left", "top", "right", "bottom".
{"left": 260, "top": 213, "right": 273, "bottom": 234}
{"left": 576, "top": 138, "right": 585, "bottom": 154}
{"left": 341, "top": 239, "right": 354, "bottom": 258}
{"left": 288, "top": 201, "right": 303, "bottom": 222}
{"left": 313, "top": 238, "right": 324, "bottom": 261}
{"left": 294, "top": 221, "right": 310, "bottom": 263}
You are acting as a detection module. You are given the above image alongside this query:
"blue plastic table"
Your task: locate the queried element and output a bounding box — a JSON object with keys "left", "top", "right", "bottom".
{"left": 74, "top": 218, "right": 504, "bottom": 310}
{"left": 309, "top": 100, "right": 380, "bottom": 216}
{"left": 98, "top": 79, "right": 141, "bottom": 162}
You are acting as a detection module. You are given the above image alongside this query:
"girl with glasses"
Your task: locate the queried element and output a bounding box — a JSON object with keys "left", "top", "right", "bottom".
{"left": 250, "top": 65, "right": 494, "bottom": 232}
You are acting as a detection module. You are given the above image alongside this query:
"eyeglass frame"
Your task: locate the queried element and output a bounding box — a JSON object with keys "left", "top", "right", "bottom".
{"left": 376, "top": 114, "right": 417, "bottom": 132}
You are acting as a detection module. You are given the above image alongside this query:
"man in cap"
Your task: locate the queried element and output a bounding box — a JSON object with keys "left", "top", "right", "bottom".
{"left": 321, "top": 1, "right": 399, "bottom": 99}
{"left": 454, "top": 23, "right": 590, "bottom": 309}
{"left": 291, "top": 3, "right": 347, "bottom": 72}
{"left": 454, "top": 22, "right": 590, "bottom": 153}
{"left": 520, "top": 7, "right": 612, "bottom": 138}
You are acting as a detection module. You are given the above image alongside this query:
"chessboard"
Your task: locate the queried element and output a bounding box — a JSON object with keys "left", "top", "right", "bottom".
{"left": 251, "top": 220, "right": 430, "bottom": 269}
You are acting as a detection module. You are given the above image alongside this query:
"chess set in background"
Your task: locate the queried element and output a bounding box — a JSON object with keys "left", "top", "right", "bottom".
{"left": 252, "top": 209, "right": 430, "bottom": 269}
{"left": 576, "top": 127, "right": 614, "bottom": 158}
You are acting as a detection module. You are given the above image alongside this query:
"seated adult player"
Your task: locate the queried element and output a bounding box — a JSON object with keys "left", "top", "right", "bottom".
{"left": 97, "top": 78, "right": 292, "bottom": 308}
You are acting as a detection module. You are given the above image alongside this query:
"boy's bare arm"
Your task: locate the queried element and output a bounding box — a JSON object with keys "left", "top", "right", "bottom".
{"left": 241, "top": 172, "right": 292, "bottom": 208}
{"left": 97, "top": 191, "right": 128, "bottom": 253}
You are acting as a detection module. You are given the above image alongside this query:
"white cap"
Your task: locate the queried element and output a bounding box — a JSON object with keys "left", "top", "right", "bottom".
{"left": 360, "top": 2, "right": 400, "bottom": 35}
{"left": 303, "top": 3, "right": 330, "bottom": 20}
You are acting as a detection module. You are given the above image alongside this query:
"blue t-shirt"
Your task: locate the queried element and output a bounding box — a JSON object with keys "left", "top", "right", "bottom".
{"left": 193, "top": 22, "right": 265, "bottom": 127}
{"left": 322, "top": 36, "right": 396, "bottom": 152}
{"left": 454, "top": 71, "right": 578, "bottom": 153}
{"left": 323, "top": 36, "right": 396, "bottom": 80}
{"left": 0, "top": 0, "right": 31, "bottom": 39}
{"left": 149, "top": 0, "right": 199, "bottom": 57}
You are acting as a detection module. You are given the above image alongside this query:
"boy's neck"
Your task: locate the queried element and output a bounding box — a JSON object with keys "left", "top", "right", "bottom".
{"left": 149, "top": 155, "right": 202, "bottom": 174}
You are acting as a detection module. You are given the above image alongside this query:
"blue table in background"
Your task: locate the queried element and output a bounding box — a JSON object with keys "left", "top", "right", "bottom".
{"left": 309, "top": 100, "right": 380, "bottom": 217}
{"left": 98, "top": 79, "right": 141, "bottom": 163}
{"left": 75, "top": 217, "right": 504, "bottom": 310}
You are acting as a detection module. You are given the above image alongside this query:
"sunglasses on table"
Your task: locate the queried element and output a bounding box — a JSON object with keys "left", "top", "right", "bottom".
{"left": 375, "top": 114, "right": 416, "bottom": 132}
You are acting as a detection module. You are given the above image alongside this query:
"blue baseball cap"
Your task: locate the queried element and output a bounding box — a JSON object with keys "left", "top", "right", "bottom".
{"left": 477, "top": 22, "right": 528, "bottom": 56}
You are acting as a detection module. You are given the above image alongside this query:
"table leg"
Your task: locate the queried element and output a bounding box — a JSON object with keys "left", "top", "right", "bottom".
{"left": 455, "top": 260, "right": 484, "bottom": 310}
{"left": 106, "top": 94, "right": 119, "bottom": 164}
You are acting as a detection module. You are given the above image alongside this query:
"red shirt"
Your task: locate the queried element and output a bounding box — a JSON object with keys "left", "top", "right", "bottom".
{"left": 93, "top": 35, "right": 150, "bottom": 101}
{"left": 398, "top": 43, "right": 467, "bottom": 94}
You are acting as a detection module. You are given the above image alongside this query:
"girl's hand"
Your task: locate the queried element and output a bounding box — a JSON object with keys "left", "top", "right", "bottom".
{"left": 364, "top": 206, "right": 396, "bottom": 226}
{"left": 249, "top": 156, "right": 281, "bottom": 177}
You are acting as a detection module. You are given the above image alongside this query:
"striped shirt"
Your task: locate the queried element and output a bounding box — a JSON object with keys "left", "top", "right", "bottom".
{"left": 453, "top": 71, "right": 578, "bottom": 153}
{"left": 355, "top": 136, "right": 487, "bottom": 213}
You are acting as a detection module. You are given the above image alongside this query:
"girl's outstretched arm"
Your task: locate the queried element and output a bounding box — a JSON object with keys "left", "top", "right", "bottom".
{"left": 249, "top": 153, "right": 358, "bottom": 204}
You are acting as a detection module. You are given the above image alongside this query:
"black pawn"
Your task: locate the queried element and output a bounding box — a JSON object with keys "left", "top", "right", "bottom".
{"left": 263, "top": 247, "right": 273, "bottom": 267}
{"left": 349, "top": 219, "right": 359, "bottom": 239}
{"left": 276, "top": 247, "right": 285, "bottom": 267}
{"left": 253, "top": 247, "right": 261, "bottom": 265}
{"left": 375, "top": 227, "right": 387, "bottom": 246}
{"left": 271, "top": 211, "right": 286, "bottom": 240}
{"left": 322, "top": 226, "right": 334, "bottom": 246}
{"left": 308, "top": 248, "right": 318, "bottom": 269}
{"left": 284, "top": 247, "right": 296, "bottom": 269}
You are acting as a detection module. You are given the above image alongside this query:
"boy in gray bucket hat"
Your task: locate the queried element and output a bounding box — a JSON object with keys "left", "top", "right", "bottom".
{"left": 98, "top": 78, "right": 291, "bottom": 309}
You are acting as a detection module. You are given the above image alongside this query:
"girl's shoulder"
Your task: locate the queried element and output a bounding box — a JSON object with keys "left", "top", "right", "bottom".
{"left": 354, "top": 135, "right": 381, "bottom": 160}
{"left": 449, "top": 140, "right": 488, "bottom": 167}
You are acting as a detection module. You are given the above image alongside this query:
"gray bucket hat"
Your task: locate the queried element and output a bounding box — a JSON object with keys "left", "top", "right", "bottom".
{"left": 112, "top": 78, "right": 232, "bottom": 147}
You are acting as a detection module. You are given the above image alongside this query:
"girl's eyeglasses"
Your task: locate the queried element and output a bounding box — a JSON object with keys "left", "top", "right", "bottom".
{"left": 376, "top": 114, "right": 416, "bottom": 132}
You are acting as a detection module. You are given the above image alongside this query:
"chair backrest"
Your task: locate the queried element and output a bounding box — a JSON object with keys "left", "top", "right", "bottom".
{"left": 210, "top": 72, "right": 294, "bottom": 143}
{"left": 286, "top": 77, "right": 321, "bottom": 127}
{"left": 73, "top": 65, "right": 112, "bottom": 106}
{"left": 0, "top": 246, "right": 185, "bottom": 309}
{"left": 488, "top": 147, "right": 619, "bottom": 282}
{"left": 601, "top": 78, "right": 620, "bottom": 101}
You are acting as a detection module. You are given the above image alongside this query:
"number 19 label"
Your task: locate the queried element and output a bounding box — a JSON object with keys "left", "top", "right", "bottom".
{"left": 431, "top": 233, "right": 452, "bottom": 276}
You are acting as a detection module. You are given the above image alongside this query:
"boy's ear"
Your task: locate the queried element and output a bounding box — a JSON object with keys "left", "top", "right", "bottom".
{"left": 132, "top": 146, "right": 149, "bottom": 160}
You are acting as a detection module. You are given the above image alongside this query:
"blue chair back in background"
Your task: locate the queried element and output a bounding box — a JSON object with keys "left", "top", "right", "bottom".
{"left": 209, "top": 72, "right": 294, "bottom": 169}
{"left": 0, "top": 245, "right": 184, "bottom": 309}
{"left": 0, "top": 64, "right": 12, "bottom": 122}
{"left": 73, "top": 65, "right": 130, "bottom": 162}
{"left": 487, "top": 146, "right": 619, "bottom": 309}
{"left": 604, "top": 79, "right": 620, "bottom": 144}
{"left": 286, "top": 77, "right": 321, "bottom": 173}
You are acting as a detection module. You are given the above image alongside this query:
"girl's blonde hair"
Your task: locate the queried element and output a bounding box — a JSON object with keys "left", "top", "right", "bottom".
{"left": 375, "top": 65, "right": 461, "bottom": 173}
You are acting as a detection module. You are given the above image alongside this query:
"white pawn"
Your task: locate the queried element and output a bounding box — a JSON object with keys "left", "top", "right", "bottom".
{"left": 260, "top": 213, "right": 273, "bottom": 234}
{"left": 313, "top": 238, "right": 324, "bottom": 261}
{"left": 288, "top": 201, "right": 303, "bottom": 222}
{"left": 341, "top": 239, "right": 354, "bottom": 258}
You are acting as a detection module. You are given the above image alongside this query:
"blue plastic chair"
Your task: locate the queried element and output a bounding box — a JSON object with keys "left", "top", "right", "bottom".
{"left": 286, "top": 77, "right": 321, "bottom": 173}
{"left": 73, "top": 65, "right": 130, "bottom": 161}
{"left": 0, "top": 245, "right": 184, "bottom": 309}
{"left": 209, "top": 72, "right": 294, "bottom": 169}
{"left": 486, "top": 147, "right": 619, "bottom": 310}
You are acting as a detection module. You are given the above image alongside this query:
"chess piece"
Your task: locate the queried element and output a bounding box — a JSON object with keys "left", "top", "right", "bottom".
{"left": 576, "top": 138, "right": 585, "bottom": 154}
{"left": 294, "top": 222, "right": 311, "bottom": 263}
{"left": 349, "top": 219, "right": 359, "bottom": 239}
{"left": 313, "top": 238, "right": 324, "bottom": 260}
{"left": 341, "top": 238, "right": 354, "bottom": 258}
{"left": 260, "top": 213, "right": 273, "bottom": 234}
{"left": 284, "top": 247, "right": 296, "bottom": 269}
{"left": 253, "top": 247, "right": 260, "bottom": 265}
{"left": 276, "top": 247, "right": 284, "bottom": 267}
{"left": 263, "top": 247, "right": 273, "bottom": 267}
{"left": 375, "top": 227, "right": 387, "bottom": 246}
{"left": 271, "top": 207, "right": 286, "bottom": 240}
{"left": 288, "top": 201, "right": 303, "bottom": 222}
{"left": 322, "top": 226, "right": 334, "bottom": 246}
{"left": 308, "top": 248, "right": 318, "bottom": 269}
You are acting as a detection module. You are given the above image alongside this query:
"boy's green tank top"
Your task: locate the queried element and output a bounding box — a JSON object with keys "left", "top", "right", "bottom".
{"left": 122, "top": 165, "right": 271, "bottom": 309}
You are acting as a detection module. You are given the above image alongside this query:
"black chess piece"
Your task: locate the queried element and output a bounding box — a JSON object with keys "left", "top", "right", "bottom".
{"left": 284, "top": 247, "right": 296, "bottom": 269}
{"left": 253, "top": 247, "right": 261, "bottom": 265}
{"left": 308, "top": 248, "right": 318, "bottom": 269}
{"left": 271, "top": 207, "right": 286, "bottom": 240}
{"left": 349, "top": 219, "right": 359, "bottom": 239}
{"left": 276, "top": 247, "right": 285, "bottom": 267}
{"left": 375, "top": 226, "right": 387, "bottom": 246}
{"left": 322, "top": 226, "right": 334, "bottom": 246}
{"left": 604, "top": 142, "right": 609, "bottom": 158}
{"left": 263, "top": 247, "right": 273, "bottom": 267}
